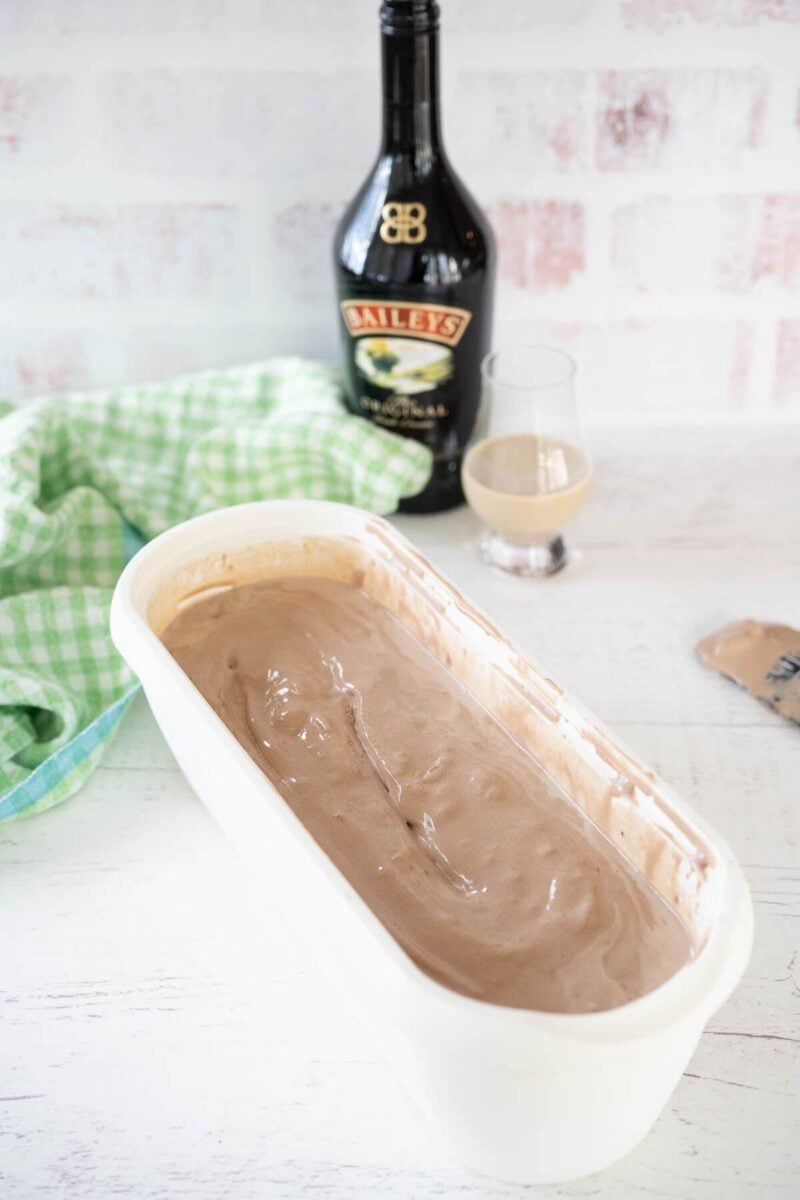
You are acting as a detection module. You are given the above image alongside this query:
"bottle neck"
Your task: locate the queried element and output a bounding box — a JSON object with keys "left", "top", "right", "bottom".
{"left": 380, "top": 5, "right": 442, "bottom": 160}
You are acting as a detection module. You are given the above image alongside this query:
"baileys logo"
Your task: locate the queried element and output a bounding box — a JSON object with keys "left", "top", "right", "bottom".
{"left": 340, "top": 300, "right": 471, "bottom": 348}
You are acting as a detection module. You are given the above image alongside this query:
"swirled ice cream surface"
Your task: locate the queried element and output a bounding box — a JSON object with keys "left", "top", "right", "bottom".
{"left": 162, "top": 577, "right": 691, "bottom": 1013}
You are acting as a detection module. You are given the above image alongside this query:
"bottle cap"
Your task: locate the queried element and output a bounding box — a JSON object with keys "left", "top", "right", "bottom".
{"left": 380, "top": 0, "right": 440, "bottom": 35}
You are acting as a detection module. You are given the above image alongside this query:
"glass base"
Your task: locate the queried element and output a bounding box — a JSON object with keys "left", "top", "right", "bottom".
{"left": 479, "top": 532, "right": 567, "bottom": 578}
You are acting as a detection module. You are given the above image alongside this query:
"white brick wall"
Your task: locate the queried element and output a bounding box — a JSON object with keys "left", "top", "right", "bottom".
{"left": 1, "top": 0, "right": 799, "bottom": 423}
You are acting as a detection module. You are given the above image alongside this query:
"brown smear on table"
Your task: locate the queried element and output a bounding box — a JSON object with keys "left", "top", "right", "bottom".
{"left": 162, "top": 576, "right": 692, "bottom": 1014}
{"left": 697, "top": 619, "right": 800, "bottom": 726}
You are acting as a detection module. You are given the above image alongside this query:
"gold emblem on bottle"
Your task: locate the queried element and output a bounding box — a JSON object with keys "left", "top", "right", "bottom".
{"left": 380, "top": 201, "right": 427, "bottom": 244}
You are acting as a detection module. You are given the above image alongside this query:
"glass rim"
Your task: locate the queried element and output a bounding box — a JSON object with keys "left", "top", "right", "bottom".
{"left": 481, "top": 344, "right": 577, "bottom": 392}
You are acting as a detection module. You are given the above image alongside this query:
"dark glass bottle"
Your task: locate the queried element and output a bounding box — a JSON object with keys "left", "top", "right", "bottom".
{"left": 333, "top": 0, "right": 495, "bottom": 513}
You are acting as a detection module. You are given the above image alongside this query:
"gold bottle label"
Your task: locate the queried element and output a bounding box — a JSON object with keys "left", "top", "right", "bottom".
{"left": 339, "top": 299, "right": 471, "bottom": 348}
{"left": 340, "top": 299, "right": 472, "bottom": 432}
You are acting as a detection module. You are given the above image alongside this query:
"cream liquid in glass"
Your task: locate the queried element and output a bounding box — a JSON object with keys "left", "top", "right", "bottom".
{"left": 462, "top": 433, "right": 591, "bottom": 543}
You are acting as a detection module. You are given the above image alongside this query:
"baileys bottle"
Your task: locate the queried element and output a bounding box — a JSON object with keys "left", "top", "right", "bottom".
{"left": 333, "top": 0, "right": 495, "bottom": 513}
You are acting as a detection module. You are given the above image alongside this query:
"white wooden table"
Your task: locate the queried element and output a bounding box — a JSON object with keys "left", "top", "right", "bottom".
{"left": 1, "top": 427, "right": 798, "bottom": 1199}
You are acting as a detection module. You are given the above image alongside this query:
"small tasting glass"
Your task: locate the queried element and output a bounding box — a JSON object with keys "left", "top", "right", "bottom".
{"left": 461, "top": 346, "right": 591, "bottom": 578}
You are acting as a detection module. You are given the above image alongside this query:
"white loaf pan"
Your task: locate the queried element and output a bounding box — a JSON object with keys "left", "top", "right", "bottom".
{"left": 109, "top": 500, "right": 752, "bottom": 1186}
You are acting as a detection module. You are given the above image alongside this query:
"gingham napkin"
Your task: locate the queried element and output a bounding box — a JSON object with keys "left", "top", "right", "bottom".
{"left": 0, "top": 358, "right": 432, "bottom": 821}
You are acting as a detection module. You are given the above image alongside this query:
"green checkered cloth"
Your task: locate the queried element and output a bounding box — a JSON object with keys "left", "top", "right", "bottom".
{"left": 0, "top": 358, "right": 432, "bottom": 821}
